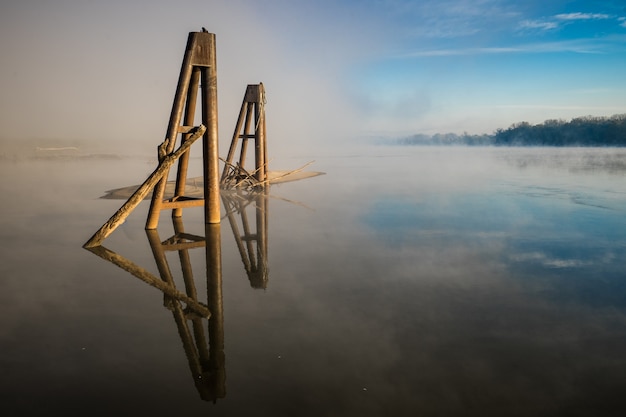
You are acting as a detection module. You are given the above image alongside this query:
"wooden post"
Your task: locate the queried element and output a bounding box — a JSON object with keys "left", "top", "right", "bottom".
{"left": 221, "top": 97, "right": 247, "bottom": 181}
{"left": 173, "top": 67, "right": 201, "bottom": 218}
{"left": 254, "top": 83, "right": 266, "bottom": 183}
{"left": 240, "top": 103, "right": 255, "bottom": 168}
{"left": 202, "top": 38, "right": 220, "bottom": 224}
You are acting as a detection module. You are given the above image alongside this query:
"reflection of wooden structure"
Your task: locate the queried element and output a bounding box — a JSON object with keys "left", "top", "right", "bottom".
{"left": 87, "top": 219, "right": 226, "bottom": 402}
{"left": 147, "top": 30, "right": 220, "bottom": 228}
{"left": 146, "top": 220, "right": 225, "bottom": 402}
{"left": 222, "top": 189, "right": 269, "bottom": 289}
{"left": 220, "top": 84, "right": 267, "bottom": 189}
{"left": 85, "top": 188, "right": 278, "bottom": 399}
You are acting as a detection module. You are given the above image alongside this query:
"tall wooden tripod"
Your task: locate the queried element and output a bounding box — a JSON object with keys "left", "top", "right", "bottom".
{"left": 83, "top": 31, "right": 220, "bottom": 248}
{"left": 146, "top": 30, "right": 221, "bottom": 229}
{"left": 220, "top": 83, "right": 267, "bottom": 188}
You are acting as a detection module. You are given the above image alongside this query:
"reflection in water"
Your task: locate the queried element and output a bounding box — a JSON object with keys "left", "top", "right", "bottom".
{"left": 145, "top": 222, "right": 225, "bottom": 402}
{"left": 86, "top": 190, "right": 271, "bottom": 402}
{"left": 222, "top": 189, "right": 269, "bottom": 289}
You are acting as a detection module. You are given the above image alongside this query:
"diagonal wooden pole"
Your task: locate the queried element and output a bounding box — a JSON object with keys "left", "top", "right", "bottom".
{"left": 83, "top": 125, "right": 206, "bottom": 248}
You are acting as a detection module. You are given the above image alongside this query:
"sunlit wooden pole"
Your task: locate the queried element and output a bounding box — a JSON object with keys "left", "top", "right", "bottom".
{"left": 254, "top": 83, "right": 267, "bottom": 183}
{"left": 173, "top": 67, "right": 201, "bottom": 218}
{"left": 202, "top": 34, "right": 220, "bottom": 224}
{"left": 146, "top": 33, "right": 197, "bottom": 230}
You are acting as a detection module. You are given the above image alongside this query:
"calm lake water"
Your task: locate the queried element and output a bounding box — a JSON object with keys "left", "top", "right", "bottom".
{"left": 1, "top": 146, "right": 626, "bottom": 416}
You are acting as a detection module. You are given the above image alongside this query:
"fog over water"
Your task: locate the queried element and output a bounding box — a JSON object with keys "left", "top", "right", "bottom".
{"left": 1, "top": 145, "right": 625, "bottom": 415}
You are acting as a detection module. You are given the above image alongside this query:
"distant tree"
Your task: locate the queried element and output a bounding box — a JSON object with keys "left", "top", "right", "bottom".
{"left": 493, "top": 114, "right": 626, "bottom": 146}
{"left": 389, "top": 114, "right": 626, "bottom": 146}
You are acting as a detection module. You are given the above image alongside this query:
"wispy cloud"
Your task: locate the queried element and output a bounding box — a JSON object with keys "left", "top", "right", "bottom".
{"left": 518, "top": 20, "right": 559, "bottom": 31}
{"left": 520, "top": 11, "right": 615, "bottom": 33}
{"left": 619, "top": 17, "right": 626, "bottom": 28}
{"left": 555, "top": 12, "right": 612, "bottom": 21}
{"left": 386, "top": 0, "right": 520, "bottom": 39}
{"left": 397, "top": 37, "right": 609, "bottom": 58}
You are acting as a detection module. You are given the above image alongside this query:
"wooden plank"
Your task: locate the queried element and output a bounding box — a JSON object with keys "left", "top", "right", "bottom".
{"left": 177, "top": 125, "right": 196, "bottom": 133}
{"left": 161, "top": 199, "right": 204, "bottom": 209}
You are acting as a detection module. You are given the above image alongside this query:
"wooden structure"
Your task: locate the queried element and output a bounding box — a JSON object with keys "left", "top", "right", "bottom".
{"left": 83, "top": 31, "right": 320, "bottom": 251}
{"left": 83, "top": 30, "right": 220, "bottom": 248}
{"left": 220, "top": 84, "right": 267, "bottom": 189}
{"left": 146, "top": 30, "right": 220, "bottom": 228}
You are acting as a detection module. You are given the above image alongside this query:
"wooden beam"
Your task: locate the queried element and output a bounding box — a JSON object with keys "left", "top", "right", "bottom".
{"left": 83, "top": 125, "right": 206, "bottom": 248}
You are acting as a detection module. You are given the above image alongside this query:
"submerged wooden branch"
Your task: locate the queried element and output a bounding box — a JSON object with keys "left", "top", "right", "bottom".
{"left": 83, "top": 125, "right": 206, "bottom": 248}
{"left": 256, "top": 161, "right": 314, "bottom": 186}
{"left": 219, "top": 157, "right": 257, "bottom": 189}
{"left": 221, "top": 156, "right": 297, "bottom": 190}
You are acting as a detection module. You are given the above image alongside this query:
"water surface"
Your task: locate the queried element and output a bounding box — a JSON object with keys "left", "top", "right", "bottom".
{"left": 1, "top": 146, "right": 626, "bottom": 416}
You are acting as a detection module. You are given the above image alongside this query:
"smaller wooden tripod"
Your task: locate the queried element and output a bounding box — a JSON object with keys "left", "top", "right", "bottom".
{"left": 220, "top": 84, "right": 267, "bottom": 188}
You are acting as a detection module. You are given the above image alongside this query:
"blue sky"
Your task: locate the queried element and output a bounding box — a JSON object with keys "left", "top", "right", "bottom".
{"left": 345, "top": 0, "right": 626, "bottom": 135}
{"left": 1, "top": 0, "right": 625, "bottom": 150}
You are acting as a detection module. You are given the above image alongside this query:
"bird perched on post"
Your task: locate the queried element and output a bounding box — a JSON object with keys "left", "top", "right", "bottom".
{"left": 202, "top": 27, "right": 208, "bottom": 33}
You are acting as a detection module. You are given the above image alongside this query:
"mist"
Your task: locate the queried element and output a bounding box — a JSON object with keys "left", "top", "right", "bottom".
{"left": 0, "top": 0, "right": 381, "bottom": 159}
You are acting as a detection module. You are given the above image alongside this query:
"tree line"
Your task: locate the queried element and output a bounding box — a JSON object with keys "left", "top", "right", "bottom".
{"left": 392, "top": 114, "right": 626, "bottom": 146}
